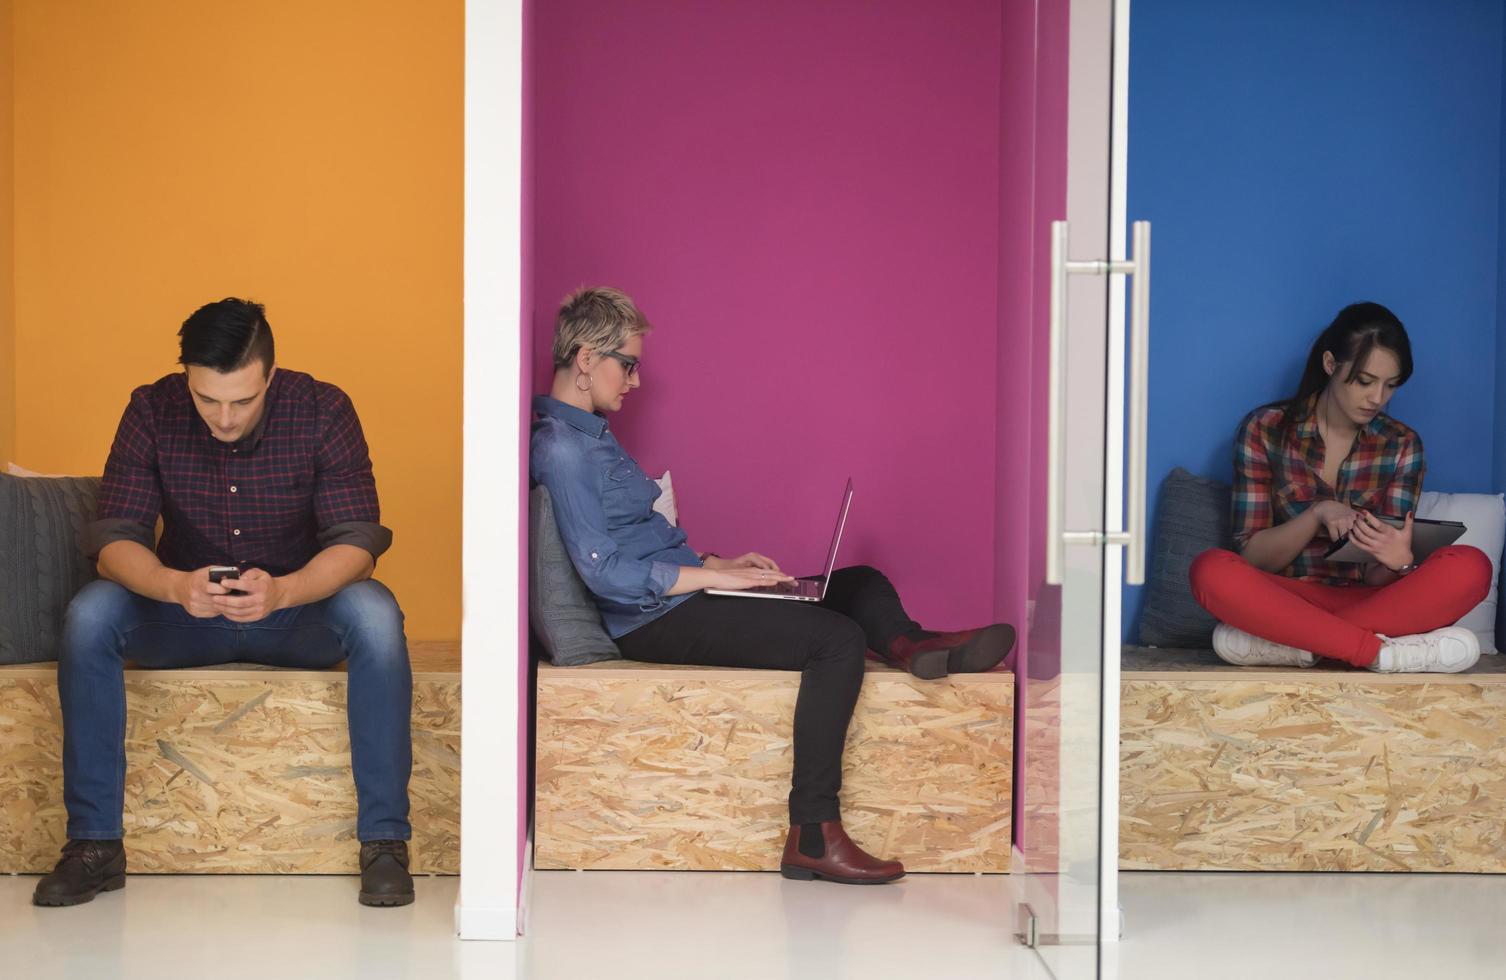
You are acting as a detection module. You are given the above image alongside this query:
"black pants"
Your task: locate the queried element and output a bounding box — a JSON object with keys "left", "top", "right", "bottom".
{"left": 614, "top": 565, "right": 922, "bottom": 824}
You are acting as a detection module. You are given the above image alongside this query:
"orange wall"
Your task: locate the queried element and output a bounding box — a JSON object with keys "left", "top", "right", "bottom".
{"left": 11, "top": 1, "right": 462, "bottom": 640}
{"left": 0, "top": 0, "right": 14, "bottom": 466}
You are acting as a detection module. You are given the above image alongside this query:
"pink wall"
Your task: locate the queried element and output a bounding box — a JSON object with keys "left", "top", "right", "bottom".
{"left": 994, "top": 2, "right": 1038, "bottom": 641}
{"left": 997, "top": 0, "right": 1069, "bottom": 849}
{"left": 995, "top": 0, "right": 1069, "bottom": 649}
{"left": 1027, "top": 0, "right": 1069, "bottom": 627}
{"left": 519, "top": 0, "right": 536, "bottom": 894}
{"left": 532, "top": 0, "right": 1006, "bottom": 629}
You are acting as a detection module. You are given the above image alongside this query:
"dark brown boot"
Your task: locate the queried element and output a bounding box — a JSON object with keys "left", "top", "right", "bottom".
{"left": 359, "top": 840, "right": 415, "bottom": 907}
{"left": 33, "top": 839, "right": 127, "bottom": 907}
{"left": 780, "top": 820, "right": 905, "bottom": 885}
{"left": 884, "top": 623, "right": 1016, "bottom": 679}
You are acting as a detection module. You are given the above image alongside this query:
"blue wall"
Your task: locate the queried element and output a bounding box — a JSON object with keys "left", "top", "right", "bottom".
{"left": 1126, "top": 0, "right": 1505, "bottom": 640}
{"left": 1498, "top": 4, "right": 1506, "bottom": 498}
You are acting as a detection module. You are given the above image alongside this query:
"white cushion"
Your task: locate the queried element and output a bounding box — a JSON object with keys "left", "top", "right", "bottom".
{"left": 5, "top": 462, "right": 55, "bottom": 477}
{"left": 652, "top": 470, "right": 678, "bottom": 527}
{"left": 1416, "top": 491, "right": 1504, "bottom": 654}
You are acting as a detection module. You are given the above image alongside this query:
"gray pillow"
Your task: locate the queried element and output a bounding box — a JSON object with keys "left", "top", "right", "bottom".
{"left": 0, "top": 473, "right": 102, "bottom": 664}
{"left": 528, "top": 484, "right": 621, "bottom": 666}
{"left": 1137, "top": 468, "right": 1231, "bottom": 648}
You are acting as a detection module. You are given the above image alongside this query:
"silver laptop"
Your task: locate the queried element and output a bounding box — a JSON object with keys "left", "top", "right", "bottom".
{"left": 705, "top": 479, "right": 853, "bottom": 602}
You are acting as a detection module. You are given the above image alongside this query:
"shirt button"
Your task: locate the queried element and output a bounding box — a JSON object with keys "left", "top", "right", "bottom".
{"left": 233, "top": 529, "right": 242, "bottom": 536}
{"left": 230, "top": 485, "right": 238, "bottom": 493}
{"left": 590, "top": 551, "right": 599, "bottom": 560}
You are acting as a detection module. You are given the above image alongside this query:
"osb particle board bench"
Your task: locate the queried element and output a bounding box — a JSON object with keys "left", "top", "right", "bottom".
{"left": 1120, "top": 646, "right": 1506, "bottom": 873}
{"left": 0, "top": 641, "right": 459, "bottom": 875}
{"left": 534, "top": 659, "right": 1013, "bottom": 873}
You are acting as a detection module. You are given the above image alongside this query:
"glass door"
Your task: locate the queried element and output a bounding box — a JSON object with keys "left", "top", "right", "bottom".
{"left": 1014, "top": 0, "right": 1144, "bottom": 976}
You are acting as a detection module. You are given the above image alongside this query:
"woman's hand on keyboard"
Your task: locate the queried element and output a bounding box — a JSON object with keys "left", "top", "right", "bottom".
{"left": 706, "top": 566, "right": 796, "bottom": 591}
{"left": 728, "top": 552, "right": 783, "bottom": 573}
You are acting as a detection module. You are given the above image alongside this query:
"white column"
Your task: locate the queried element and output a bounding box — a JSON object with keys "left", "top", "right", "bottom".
{"left": 457, "top": 0, "right": 524, "bottom": 942}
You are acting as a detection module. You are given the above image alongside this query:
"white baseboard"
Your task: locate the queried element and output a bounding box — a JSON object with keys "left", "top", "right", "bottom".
{"left": 455, "top": 903, "right": 520, "bottom": 941}
{"left": 455, "top": 826, "right": 532, "bottom": 941}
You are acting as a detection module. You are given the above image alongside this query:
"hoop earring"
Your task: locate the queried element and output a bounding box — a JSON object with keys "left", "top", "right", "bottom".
{"left": 574, "top": 372, "right": 593, "bottom": 392}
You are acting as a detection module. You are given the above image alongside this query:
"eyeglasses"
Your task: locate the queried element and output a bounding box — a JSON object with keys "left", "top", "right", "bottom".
{"left": 598, "top": 350, "right": 640, "bottom": 379}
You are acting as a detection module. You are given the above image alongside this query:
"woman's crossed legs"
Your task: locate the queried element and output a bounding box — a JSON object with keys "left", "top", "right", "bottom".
{"left": 1189, "top": 545, "right": 1492, "bottom": 667}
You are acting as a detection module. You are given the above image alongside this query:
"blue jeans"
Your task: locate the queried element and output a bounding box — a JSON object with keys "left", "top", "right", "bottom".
{"left": 58, "top": 579, "right": 413, "bottom": 842}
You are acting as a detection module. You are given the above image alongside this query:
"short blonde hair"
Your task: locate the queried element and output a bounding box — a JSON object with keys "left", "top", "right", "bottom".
{"left": 552, "top": 286, "right": 653, "bottom": 370}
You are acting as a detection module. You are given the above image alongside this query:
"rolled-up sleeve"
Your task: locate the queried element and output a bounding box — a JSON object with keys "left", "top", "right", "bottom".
{"left": 1230, "top": 411, "right": 1273, "bottom": 551}
{"left": 89, "top": 390, "right": 163, "bottom": 559}
{"left": 317, "top": 521, "right": 393, "bottom": 557}
{"left": 313, "top": 388, "right": 392, "bottom": 561}
{"left": 1381, "top": 430, "right": 1426, "bottom": 518}
{"left": 534, "top": 438, "right": 679, "bottom": 611}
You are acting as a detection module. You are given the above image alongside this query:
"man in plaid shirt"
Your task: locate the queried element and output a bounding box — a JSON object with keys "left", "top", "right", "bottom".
{"left": 34, "top": 299, "right": 415, "bottom": 910}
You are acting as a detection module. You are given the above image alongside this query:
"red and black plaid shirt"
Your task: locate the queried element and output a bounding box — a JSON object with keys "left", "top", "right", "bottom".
{"left": 90, "top": 369, "right": 392, "bottom": 577}
{"left": 1232, "top": 396, "right": 1424, "bottom": 585}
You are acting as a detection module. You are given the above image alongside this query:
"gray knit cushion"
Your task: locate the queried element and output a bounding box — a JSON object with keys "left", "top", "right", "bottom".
{"left": 0, "top": 473, "right": 101, "bottom": 664}
{"left": 1138, "top": 468, "right": 1231, "bottom": 648}
{"left": 528, "top": 485, "right": 621, "bottom": 666}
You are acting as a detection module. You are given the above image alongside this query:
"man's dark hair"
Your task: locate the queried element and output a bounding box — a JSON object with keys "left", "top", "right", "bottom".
{"left": 178, "top": 298, "right": 276, "bottom": 375}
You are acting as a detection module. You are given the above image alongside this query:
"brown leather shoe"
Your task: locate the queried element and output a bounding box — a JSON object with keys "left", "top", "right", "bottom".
{"left": 883, "top": 623, "right": 1016, "bottom": 679}
{"left": 780, "top": 821, "right": 905, "bottom": 884}
{"left": 33, "top": 839, "right": 127, "bottom": 907}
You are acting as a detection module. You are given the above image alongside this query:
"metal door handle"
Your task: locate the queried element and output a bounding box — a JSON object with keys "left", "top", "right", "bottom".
{"left": 1044, "top": 220, "right": 1152, "bottom": 586}
{"left": 1046, "top": 222, "right": 1069, "bottom": 586}
{"left": 1124, "top": 221, "right": 1152, "bottom": 585}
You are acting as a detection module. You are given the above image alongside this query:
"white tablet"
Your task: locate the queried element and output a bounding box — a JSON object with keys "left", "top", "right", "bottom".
{"left": 1323, "top": 515, "right": 1466, "bottom": 563}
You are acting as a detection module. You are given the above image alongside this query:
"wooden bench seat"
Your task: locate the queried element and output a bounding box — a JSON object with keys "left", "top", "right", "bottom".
{"left": 534, "top": 659, "right": 1013, "bottom": 873}
{"left": 1120, "top": 646, "right": 1506, "bottom": 872}
{"left": 0, "top": 642, "right": 459, "bottom": 874}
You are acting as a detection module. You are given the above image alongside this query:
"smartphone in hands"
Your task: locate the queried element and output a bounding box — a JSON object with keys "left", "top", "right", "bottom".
{"left": 208, "top": 565, "right": 247, "bottom": 596}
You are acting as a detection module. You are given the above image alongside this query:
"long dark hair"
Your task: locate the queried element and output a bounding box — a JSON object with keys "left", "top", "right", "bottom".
{"left": 1276, "top": 302, "right": 1413, "bottom": 433}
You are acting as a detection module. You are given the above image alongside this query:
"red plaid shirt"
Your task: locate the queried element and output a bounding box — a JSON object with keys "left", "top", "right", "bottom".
{"left": 90, "top": 369, "right": 392, "bottom": 577}
{"left": 1232, "top": 397, "right": 1424, "bottom": 585}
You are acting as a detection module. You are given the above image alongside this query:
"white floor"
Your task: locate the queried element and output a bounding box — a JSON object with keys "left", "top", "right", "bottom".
{"left": 3, "top": 870, "right": 1504, "bottom": 980}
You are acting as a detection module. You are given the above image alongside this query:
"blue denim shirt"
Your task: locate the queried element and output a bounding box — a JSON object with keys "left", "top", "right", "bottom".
{"left": 530, "top": 396, "right": 701, "bottom": 638}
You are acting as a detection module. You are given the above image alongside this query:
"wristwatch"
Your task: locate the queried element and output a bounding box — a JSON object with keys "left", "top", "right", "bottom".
{"left": 1391, "top": 562, "right": 1418, "bottom": 577}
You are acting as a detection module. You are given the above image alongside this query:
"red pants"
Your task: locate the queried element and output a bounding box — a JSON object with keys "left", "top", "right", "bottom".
{"left": 1188, "top": 546, "right": 1493, "bottom": 667}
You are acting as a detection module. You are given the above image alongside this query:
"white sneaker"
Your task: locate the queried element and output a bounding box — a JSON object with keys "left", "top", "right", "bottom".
{"left": 1369, "top": 627, "right": 1480, "bottom": 673}
{"left": 1211, "top": 623, "right": 1317, "bottom": 667}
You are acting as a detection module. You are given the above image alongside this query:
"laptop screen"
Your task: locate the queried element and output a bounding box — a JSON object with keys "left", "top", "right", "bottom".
{"left": 818, "top": 479, "right": 855, "bottom": 598}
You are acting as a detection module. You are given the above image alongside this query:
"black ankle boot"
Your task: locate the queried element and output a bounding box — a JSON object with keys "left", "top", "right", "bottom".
{"left": 359, "top": 840, "right": 415, "bottom": 907}
{"left": 33, "top": 839, "right": 127, "bottom": 907}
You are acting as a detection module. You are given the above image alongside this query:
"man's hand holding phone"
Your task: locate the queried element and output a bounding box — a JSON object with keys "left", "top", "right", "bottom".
{"left": 175, "top": 565, "right": 285, "bottom": 622}
{"left": 175, "top": 565, "right": 236, "bottom": 619}
{"left": 209, "top": 565, "right": 246, "bottom": 594}
{"left": 210, "top": 567, "right": 286, "bottom": 623}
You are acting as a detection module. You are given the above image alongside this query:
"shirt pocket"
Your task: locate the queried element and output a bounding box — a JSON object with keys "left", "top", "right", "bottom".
{"left": 601, "top": 458, "right": 653, "bottom": 525}
{"left": 259, "top": 454, "right": 316, "bottom": 506}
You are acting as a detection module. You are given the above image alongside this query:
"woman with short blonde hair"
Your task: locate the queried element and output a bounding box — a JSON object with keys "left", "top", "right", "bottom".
{"left": 550, "top": 286, "right": 652, "bottom": 372}
{"left": 530, "top": 286, "right": 1016, "bottom": 884}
